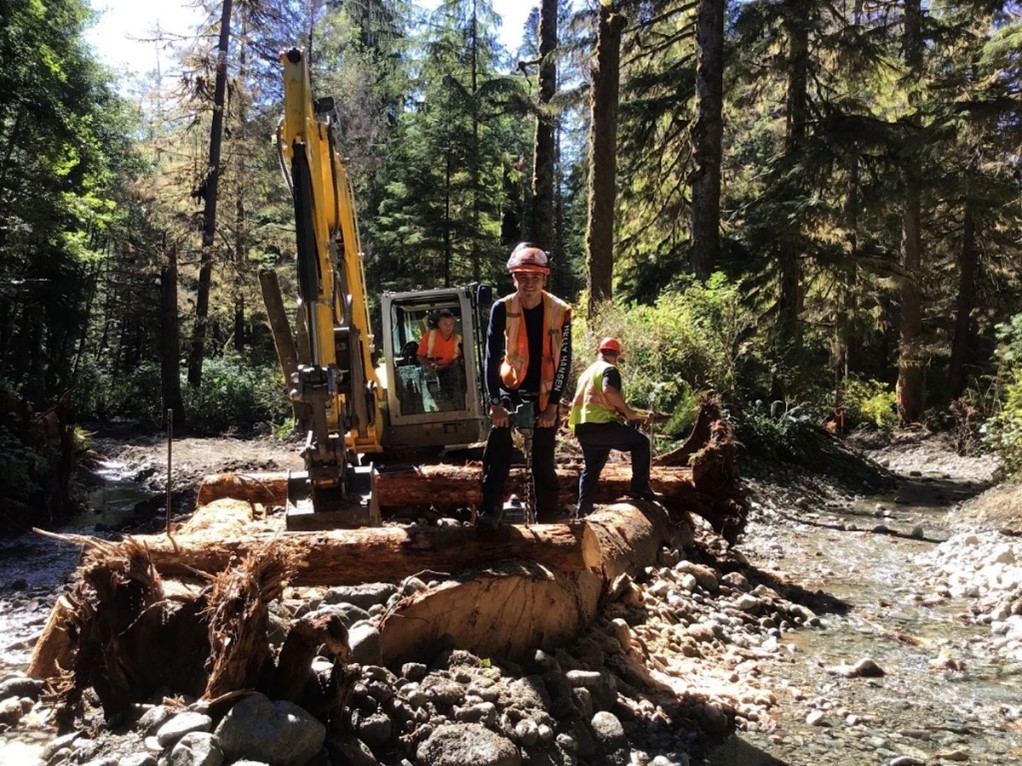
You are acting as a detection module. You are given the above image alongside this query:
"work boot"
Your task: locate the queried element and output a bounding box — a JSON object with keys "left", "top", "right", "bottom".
{"left": 627, "top": 487, "right": 664, "bottom": 503}
{"left": 476, "top": 506, "right": 502, "bottom": 532}
{"left": 571, "top": 504, "right": 593, "bottom": 523}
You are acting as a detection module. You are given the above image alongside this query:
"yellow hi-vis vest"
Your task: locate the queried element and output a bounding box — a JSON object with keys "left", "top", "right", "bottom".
{"left": 568, "top": 360, "right": 618, "bottom": 429}
{"left": 498, "top": 291, "right": 571, "bottom": 411}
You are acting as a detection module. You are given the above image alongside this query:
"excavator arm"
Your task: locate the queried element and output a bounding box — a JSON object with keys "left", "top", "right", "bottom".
{"left": 277, "top": 47, "right": 384, "bottom": 527}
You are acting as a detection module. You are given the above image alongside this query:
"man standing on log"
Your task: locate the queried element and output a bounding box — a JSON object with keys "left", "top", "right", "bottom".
{"left": 479, "top": 243, "right": 572, "bottom": 529}
{"left": 568, "top": 337, "right": 661, "bottom": 518}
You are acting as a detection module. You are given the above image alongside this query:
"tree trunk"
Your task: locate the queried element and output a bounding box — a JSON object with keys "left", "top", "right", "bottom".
{"left": 160, "top": 240, "right": 185, "bottom": 429}
{"left": 948, "top": 200, "right": 978, "bottom": 400}
{"left": 689, "top": 0, "right": 724, "bottom": 282}
{"left": 772, "top": 8, "right": 809, "bottom": 401}
{"left": 897, "top": 0, "right": 925, "bottom": 424}
{"left": 531, "top": 0, "right": 557, "bottom": 250}
{"left": 259, "top": 269, "right": 303, "bottom": 425}
{"left": 196, "top": 464, "right": 694, "bottom": 512}
{"left": 124, "top": 498, "right": 602, "bottom": 586}
{"left": 187, "top": 0, "right": 234, "bottom": 387}
{"left": 837, "top": 153, "right": 861, "bottom": 389}
{"left": 584, "top": 1, "right": 625, "bottom": 320}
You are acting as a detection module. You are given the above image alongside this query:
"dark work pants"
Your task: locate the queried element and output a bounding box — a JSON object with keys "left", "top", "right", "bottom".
{"left": 481, "top": 423, "right": 559, "bottom": 519}
{"left": 574, "top": 421, "right": 651, "bottom": 515}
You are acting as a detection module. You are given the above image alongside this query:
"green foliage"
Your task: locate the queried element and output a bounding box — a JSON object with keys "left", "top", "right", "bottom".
{"left": 181, "top": 358, "right": 292, "bottom": 436}
{"left": 728, "top": 400, "right": 823, "bottom": 463}
{"left": 842, "top": 377, "right": 898, "bottom": 429}
{"left": 71, "top": 358, "right": 291, "bottom": 435}
{"left": 99, "top": 362, "right": 164, "bottom": 426}
{"left": 0, "top": 421, "right": 46, "bottom": 527}
{"left": 0, "top": 0, "right": 131, "bottom": 403}
{"left": 982, "top": 372, "right": 1022, "bottom": 478}
{"left": 981, "top": 316, "right": 1022, "bottom": 477}
{"left": 578, "top": 274, "right": 762, "bottom": 442}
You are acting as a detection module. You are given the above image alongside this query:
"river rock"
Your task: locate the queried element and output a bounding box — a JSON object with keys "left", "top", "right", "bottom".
{"left": 213, "top": 693, "right": 325, "bottom": 766}
{"left": 415, "top": 722, "right": 521, "bottom": 766}
{"left": 167, "top": 732, "right": 223, "bottom": 766}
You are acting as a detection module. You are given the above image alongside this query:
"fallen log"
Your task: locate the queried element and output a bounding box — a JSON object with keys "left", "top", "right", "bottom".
{"left": 378, "top": 561, "right": 599, "bottom": 665}
{"left": 138, "top": 498, "right": 601, "bottom": 586}
{"left": 196, "top": 464, "right": 697, "bottom": 510}
{"left": 195, "top": 463, "right": 744, "bottom": 541}
{"left": 377, "top": 503, "right": 694, "bottom": 665}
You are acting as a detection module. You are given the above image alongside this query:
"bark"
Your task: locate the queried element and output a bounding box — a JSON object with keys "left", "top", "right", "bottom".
{"left": 193, "top": 399, "right": 744, "bottom": 539}
{"left": 837, "top": 153, "right": 861, "bottom": 386}
{"left": 139, "top": 498, "right": 602, "bottom": 585}
{"left": 531, "top": 0, "right": 557, "bottom": 249}
{"left": 897, "top": 0, "right": 925, "bottom": 424}
{"left": 187, "top": 0, "right": 234, "bottom": 387}
{"left": 203, "top": 542, "right": 292, "bottom": 701}
{"left": 584, "top": 2, "right": 625, "bottom": 319}
{"left": 772, "top": 8, "right": 809, "bottom": 401}
{"left": 689, "top": 0, "right": 725, "bottom": 282}
{"left": 948, "top": 201, "right": 978, "bottom": 400}
{"left": 259, "top": 269, "right": 304, "bottom": 425}
{"left": 35, "top": 538, "right": 355, "bottom": 726}
{"left": 197, "top": 464, "right": 695, "bottom": 511}
{"left": 378, "top": 502, "right": 693, "bottom": 665}
{"left": 46, "top": 538, "right": 211, "bottom": 727}
{"left": 31, "top": 501, "right": 705, "bottom": 703}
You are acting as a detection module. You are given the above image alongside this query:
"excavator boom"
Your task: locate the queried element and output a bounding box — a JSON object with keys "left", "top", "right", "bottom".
{"left": 278, "top": 47, "right": 383, "bottom": 528}
{"left": 270, "top": 48, "right": 492, "bottom": 530}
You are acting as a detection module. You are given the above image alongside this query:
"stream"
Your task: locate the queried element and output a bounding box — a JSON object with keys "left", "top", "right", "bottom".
{"left": 707, "top": 468, "right": 1022, "bottom": 765}
{"left": 3, "top": 446, "right": 1022, "bottom": 765}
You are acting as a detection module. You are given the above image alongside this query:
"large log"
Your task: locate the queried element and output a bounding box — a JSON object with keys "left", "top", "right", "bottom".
{"left": 378, "top": 561, "right": 601, "bottom": 665}
{"left": 195, "top": 461, "right": 744, "bottom": 542}
{"left": 139, "top": 498, "right": 601, "bottom": 586}
{"left": 197, "top": 464, "right": 699, "bottom": 512}
{"left": 378, "top": 503, "right": 695, "bottom": 666}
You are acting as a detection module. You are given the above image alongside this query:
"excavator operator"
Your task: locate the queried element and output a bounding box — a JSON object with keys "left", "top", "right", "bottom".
{"left": 417, "top": 309, "right": 465, "bottom": 411}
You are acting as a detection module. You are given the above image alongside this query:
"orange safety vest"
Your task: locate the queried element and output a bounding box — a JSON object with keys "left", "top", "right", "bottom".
{"left": 568, "top": 360, "right": 618, "bottom": 429}
{"left": 418, "top": 329, "right": 462, "bottom": 365}
{"left": 498, "top": 291, "right": 571, "bottom": 411}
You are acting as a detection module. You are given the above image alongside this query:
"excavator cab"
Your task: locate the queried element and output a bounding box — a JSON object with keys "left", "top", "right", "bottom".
{"left": 379, "top": 285, "right": 491, "bottom": 454}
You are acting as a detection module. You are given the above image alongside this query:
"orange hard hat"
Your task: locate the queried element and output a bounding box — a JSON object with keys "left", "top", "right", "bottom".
{"left": 598, "top": 337, "right": 622, "bottom": 355}
{"left": 506, "top": 242, "right": 550, "bottom": 274}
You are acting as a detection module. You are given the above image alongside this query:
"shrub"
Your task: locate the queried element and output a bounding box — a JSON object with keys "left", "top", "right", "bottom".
{"left": 980, "top": 315, "right": 1022, "bottom": 477}
{"left": 842, "top": 377, "right": 898, "bottom": 430}
{"left": 982, "top": 372, "right": 1022, "bottom": 478}
{"left": 182, "top": 357, "right": 291, "bottom": 435}
{"left": 101, "top": 361, "right": 165, "bottom": 426}
{"left": 728, "top": 399, "right": 823, "bottom": 462}
{"left": 575, "top": 273, "right": 757, "bottom": 420}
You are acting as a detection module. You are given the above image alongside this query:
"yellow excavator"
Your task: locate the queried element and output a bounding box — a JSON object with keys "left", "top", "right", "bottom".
{"left": 270, "top": 48, "right": 491, "bottom": 530}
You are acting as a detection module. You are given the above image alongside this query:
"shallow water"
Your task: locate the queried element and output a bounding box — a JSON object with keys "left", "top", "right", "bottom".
{"left": 709, "top": 472, "right": 1022, "bottom": 765}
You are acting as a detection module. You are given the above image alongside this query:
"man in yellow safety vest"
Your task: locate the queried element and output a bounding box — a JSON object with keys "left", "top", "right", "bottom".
{"left": 479, "top": 242, "right": 572, "bottom": 529}
{"left": 568, "top": 337, "right": 661, "bottom": 518}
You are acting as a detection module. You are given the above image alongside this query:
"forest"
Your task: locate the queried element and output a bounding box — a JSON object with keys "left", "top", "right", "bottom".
{"left": 1, "top": 0, "right": 1021, "bottom": 526}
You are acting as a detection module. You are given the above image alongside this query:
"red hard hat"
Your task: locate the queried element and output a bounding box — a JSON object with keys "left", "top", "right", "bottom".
{"left": 598, "top": 337, "right": 622, "bottom": 354}
{"left": 506, "top": 243, "right": 550, "bottom": 274}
